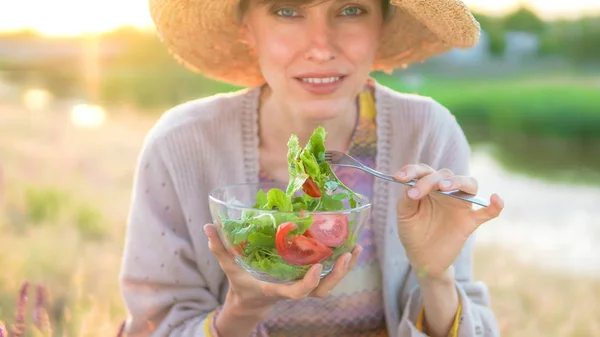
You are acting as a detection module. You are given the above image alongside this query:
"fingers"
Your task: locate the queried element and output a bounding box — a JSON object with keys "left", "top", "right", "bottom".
{"left": 270, "top": 245, "right": 363, "bottom": 300}
{"left": 394, "top": 163, "right": 435, "bottom": 184}
{"left": 204, "top": 224, "right": 238, "bottom": 271}
{"left": 346, "top": 245, "right": 362, "bottom": 271}
{"left": 395, "top": 164, "right": 480, "bottom": 200}
{"left": 270, "top": 264, "right": 323, "bottom": 300}
{"left": 472, "top": 193, "right": 504, "bottom": 227}
{"left": 406, "top": 168, "right": 455, "bottom": 200}
{"left": 437, "top": 175, "right": 479, "bottom": 195}
{"left": 309, "top": 245, "right": 363, "bottom": 298}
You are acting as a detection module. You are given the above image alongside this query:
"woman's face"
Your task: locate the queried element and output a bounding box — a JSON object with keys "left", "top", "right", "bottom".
{"left": 242, "top": 0, "right": 384, "bottom": 120}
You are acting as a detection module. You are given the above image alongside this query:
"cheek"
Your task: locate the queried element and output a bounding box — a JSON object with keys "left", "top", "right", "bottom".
{"left": 338, "top": 29, "right": 380, "bottom": 68}
{"left": 255, "top": 30, "right": 297, "bottom": 78}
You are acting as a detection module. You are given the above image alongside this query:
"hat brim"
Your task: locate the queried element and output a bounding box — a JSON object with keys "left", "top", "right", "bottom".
{"left": 149, "top": 0, "right": 480, "bottom": 87}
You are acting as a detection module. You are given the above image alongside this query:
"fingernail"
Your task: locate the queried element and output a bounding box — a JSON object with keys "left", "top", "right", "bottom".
{"left": 315, "top": 264, "right": 323, "bottom": 275}
{"left": 396, "top": 171, "right": 406, "bottom": 179}
{"left": 355, "top": 245, "right": 363, "bottom": 256}
{"left": 344, "top": 253, "right": 352, "bottom": 268}
{"left": 204, "top": 224, "right": 213, "bottom": 239}
{"left": 408, "top": 188, "right": 419, "bottom": 199}
{"left": 440, "top": 179, "right": 452, "bottom": 188}
{"left": 496, "top": 194, "right": 505, "bottom": 208}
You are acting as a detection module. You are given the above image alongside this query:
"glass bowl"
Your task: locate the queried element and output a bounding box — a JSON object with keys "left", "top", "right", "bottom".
{"left": 208, "top": 182, "right": 371, "bottom": 284}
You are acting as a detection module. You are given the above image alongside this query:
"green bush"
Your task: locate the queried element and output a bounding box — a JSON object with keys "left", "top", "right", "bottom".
{"left": 375, "top": 75, "right": 600, "bottom": 141}
{"left": 374, "top": 73, "right": 600, "bottom": 184}
{"left": 98, "top": 65, "right": 242, "bottom": 110}
{"left": 24, "top": 187, "right": 67, "bottom": 226}
{"left": 74, "top": 204, "right": 107, "bottom": 241}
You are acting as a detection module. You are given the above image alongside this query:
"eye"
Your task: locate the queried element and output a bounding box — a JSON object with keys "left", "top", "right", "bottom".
{"left": 340, "top": 6, "right": 364, "bottom": 16}
{"left": 276, "top": 8, "right": 298, "bottom": 17}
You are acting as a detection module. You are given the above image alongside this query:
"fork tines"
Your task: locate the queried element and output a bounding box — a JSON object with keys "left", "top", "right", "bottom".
{"left": 323, "top": 150, "right": 344, "bottom": 164}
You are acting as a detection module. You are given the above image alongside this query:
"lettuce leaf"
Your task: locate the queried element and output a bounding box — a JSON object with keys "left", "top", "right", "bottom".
{"left": 284, "top": 126, "right": 358, "bottom": 209}
{"left": 265, "top": 188, "right": 293, "bottom": 211}
{"left": 285, "top": 135, "right": 310, "bottom": 198}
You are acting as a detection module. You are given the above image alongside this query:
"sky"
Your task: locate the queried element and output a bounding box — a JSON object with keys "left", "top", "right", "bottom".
{"left": 0, "top": 0, "right": 599, "bottom": 36}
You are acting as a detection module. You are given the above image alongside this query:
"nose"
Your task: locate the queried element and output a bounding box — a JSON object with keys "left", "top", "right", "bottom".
{"left": 304, "top": 19, "right": 337, "bottom": 62}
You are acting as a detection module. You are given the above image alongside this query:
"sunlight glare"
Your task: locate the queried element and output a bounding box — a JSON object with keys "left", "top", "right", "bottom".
{"left": 23, "top": 89, "right": 53, "bottom": 111}
{"left": 0, "top": 0, "right": 153, "bottom": 36}
{"left": 71, "top": 104, "right": 106, "bottom": 128}
{"left": 1, "top": 0, "right": 599, "bottom": 36}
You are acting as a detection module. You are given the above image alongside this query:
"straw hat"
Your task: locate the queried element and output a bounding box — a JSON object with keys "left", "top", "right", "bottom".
{"left": 148, "top": 0, "right": 481, "bottom": 87}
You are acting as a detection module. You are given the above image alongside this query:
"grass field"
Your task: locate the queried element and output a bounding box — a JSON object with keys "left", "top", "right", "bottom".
{"left": 0, "top": 86, "right": 599, "bottom": 336}
{"left": 371, "top": 72, "right": 600, "bottom": 185}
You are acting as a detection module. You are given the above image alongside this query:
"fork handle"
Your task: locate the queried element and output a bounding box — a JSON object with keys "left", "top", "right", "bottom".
{"left": 360, "top": 166, "right": 490, "bottom": 207}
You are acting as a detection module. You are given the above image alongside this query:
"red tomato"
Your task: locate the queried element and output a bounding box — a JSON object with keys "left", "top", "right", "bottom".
{"left": 302, "top": 177, "right": 321, "bottom": 198}
{"left": 275, "top": 222, "right": 333, "bottom": 266}
{"left": 306, "top": 214, "right": 349, "bottom": 247}
{"left": 298, "top": 209, "right": 307, "bottom": 218}
{"left": 233, "top": 241, "right": 248, "bottom": 255}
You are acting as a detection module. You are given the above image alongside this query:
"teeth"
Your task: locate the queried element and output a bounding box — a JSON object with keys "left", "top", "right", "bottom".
{"left": 301, "top": 77, "right": 341, "bottom": 84}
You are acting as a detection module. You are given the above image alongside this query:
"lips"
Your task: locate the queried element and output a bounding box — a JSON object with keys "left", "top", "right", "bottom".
{"left": 294, "top": 73, "right": 347, "bottom": 95}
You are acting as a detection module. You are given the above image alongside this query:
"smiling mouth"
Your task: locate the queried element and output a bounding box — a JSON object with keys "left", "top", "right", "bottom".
{"left": 294, "top": 74, "right": 347, "bottom": 94}
{"left": 298, "top": 76, "right": 343, "bottom": 84}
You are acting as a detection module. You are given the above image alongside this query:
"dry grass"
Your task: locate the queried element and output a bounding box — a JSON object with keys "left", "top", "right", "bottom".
{"left": 474, "top": 245, "right": 600, "bottom": 337}
{"left": 0, "top": 102, "right": 598, "bottom": 337}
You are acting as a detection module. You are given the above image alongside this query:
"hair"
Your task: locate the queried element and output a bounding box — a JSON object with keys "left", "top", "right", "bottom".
{"left": 236, "top": 0, "right": 393, "bottom": 22}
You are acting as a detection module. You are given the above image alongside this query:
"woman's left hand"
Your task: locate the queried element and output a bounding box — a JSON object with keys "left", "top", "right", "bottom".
{"left": 394, "top": 164, "right": 504, "bottom": 280}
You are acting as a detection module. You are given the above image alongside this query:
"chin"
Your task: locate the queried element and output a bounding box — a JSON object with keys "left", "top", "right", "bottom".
{"left": 293, "top": 98, "right": 350, "bottom": 122}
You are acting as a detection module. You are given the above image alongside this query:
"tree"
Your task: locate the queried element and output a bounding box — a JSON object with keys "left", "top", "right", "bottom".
{"left": 504, "top": 5, "right": 546, "bottom": 34}
{"left": 472, "top": 12, "right": 506, "bottom": 56}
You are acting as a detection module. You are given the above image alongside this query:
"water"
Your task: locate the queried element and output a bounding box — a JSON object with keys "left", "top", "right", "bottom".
{"left": 470, "top": 146, "right": 600, "bottom": 277}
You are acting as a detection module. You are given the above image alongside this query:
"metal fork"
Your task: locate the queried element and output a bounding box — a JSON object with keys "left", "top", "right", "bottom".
{"left": 324, "top": 150, "right": 489, "bottom": 207}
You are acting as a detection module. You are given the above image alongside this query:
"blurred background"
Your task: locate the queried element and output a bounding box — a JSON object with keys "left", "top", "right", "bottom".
{"left": 0, "top": 0, "right": 599, "bottom": 336}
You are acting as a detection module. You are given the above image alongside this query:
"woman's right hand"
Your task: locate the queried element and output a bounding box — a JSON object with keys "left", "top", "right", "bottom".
{"left": 204, "top": 222, "right": 362, "bottom": 314}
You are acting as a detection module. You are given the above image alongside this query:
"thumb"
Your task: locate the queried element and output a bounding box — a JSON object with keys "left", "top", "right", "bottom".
{"left": 397, "top": 186, "right": 420, "bottom": 221}
{"left": 204, "top": 224, "right": 237, "bottom": 267}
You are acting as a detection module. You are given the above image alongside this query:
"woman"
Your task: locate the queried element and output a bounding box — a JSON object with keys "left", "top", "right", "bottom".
{"left": 119, "top": 0, "right": 504, "bottom": 336}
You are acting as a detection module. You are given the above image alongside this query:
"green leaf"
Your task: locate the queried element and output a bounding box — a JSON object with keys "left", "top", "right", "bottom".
{"left": 288, "top": 215, "right": 314, "bottom": 235}
{"left": 331, "top": 193, "right": 347, "bottom": 200}
{"left": 305, "top": 126, "right": 327, "bottom": 160}
{"left": 248, "top": 232, "right": 274, "bottom": 248}
{"left": 285, "top": 135, "right": 309, "bottom": 198}
{"left": 287, "top": 134, "right": 302, "bottom": 167}
{"left": 266, "top": 188, "right": 293, "bottom": 211}
{"left": 325, "top": 180, "right": 340, "bottom": 191}
{"left": 249, "top": 213, "right": 278, "bottom": 230}
{"left": 254, "top": 189, "right": 268, "bottom": 209}
{"left": 222, "top": 218, "right": 244, "bottom": 236}
{"left": 320, "top": 194, "right": 344, "bottom": 211}
{"left": 300, "top": 150, "right": 320, "bottom": 181}
{"left": 230, "top": 225, "right": 255, "bottom": 244}
{"left": 286, "top": 174, "right": 308, "bottom": 198}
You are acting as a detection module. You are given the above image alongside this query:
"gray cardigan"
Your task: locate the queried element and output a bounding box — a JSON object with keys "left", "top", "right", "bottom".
{"left": 119, "top": 82, "right": 499, "bottom": 336}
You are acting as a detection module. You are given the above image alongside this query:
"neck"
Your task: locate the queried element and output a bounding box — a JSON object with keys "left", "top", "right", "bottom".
{"left": 257, "top": 85, "right": 359, "bottom": 156}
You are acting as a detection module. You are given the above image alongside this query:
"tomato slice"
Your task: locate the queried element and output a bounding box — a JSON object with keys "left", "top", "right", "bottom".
{"left": 302, "top": 177, "right": 321, "bottom": 198}
{"left": 306, "top": 214, "right": 349, "bottom": 247}
{"left": 233, "top": 241, "right": 248, "bottom": 255}
{"left": 276, "top": 222, "right": 333, "bottom": 266}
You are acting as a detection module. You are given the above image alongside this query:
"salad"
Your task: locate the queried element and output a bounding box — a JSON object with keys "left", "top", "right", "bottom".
{"left": 220, "top": 126, "right": 365, "bottom": 280}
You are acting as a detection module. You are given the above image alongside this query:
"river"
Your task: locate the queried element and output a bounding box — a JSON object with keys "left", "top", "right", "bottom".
{"left": 470, "top": 145, "right": 600, "bottom": 278}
